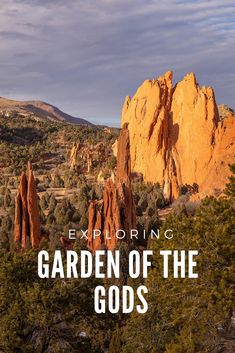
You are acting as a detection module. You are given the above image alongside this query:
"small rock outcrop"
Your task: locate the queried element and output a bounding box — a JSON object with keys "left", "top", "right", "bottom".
{"left": 87, "top": 155, "right": 92, "bottom": 173}
{"left": 121, "top": 71, "right": 235, "bottom": 200}
{"left": 97, "top": 170, "right": 105, "bottom": 183}
{"left": 13, "top": 162, "right": 41, "bottom": 249}
{"left": 68, "top": 142, "right": 81, "bottom": 170}
{"left": 68, "top": 141, "right": 108, "bottom": 173}
{"left": 87, "top": 124, "right": 136, "bottom": 251}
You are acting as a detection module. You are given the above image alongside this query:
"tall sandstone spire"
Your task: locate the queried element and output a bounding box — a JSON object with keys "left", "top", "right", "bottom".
{"left": 121, "top": 71, "right": 235, "bottom": 200}
{"left": 13, "top": 162, "right": 41, "bottom": 249}
{"left": 116, "top": 123, "right": 136, "bottom": 236}
{"left": 87, "top": 124, "right": 136, "bottom": 252}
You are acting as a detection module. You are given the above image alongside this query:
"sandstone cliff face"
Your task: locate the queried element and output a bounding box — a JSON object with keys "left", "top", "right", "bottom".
{"left": 200, "top": 111, "right": 235, "bottom": 194}
{"left": 122, "top": 71, "right": 172, "bottom": 194}
{"left": 122, "top": 71, "right": 235, "bottom": 199}
{"left": 14, "top": 162, "right": 41, "bottom": 249}
{"left": 87, "top": 124, "right": 136, "bottom": 251}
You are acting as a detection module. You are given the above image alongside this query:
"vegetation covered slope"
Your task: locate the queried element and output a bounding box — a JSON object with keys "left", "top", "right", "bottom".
{"left": 0, "top": 110, "right": 234, "bottom": 352}
{"left": 0, "top": 96, "right": 92, "bottom": 125}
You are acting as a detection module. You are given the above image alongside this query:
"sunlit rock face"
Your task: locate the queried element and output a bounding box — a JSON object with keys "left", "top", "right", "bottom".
{"left": 122, "top": 71, "right": 235, "bottom": 200}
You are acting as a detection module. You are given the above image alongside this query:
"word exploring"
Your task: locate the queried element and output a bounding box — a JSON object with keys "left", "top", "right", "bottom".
{"left": 38, "top": 249, "right": 198, "bottom": 314}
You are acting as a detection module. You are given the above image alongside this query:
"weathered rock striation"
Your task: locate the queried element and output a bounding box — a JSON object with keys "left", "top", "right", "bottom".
{"left": 87, "top": 124, "right": 136, "bottom": 252}
{"left": 14, "top": 162, "right": 41, "bottom": 248}
{"left": 121, "top": 71, "right": 235, "bottom": 200}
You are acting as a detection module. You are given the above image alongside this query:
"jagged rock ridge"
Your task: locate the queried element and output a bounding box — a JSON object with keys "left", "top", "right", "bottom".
{"left": 121, "top": 71, "right": 235, "bottom": 199}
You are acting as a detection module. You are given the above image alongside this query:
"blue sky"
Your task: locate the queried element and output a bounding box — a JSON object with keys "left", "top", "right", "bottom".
{"left": 0, "top": 0, "right": 234, "bottom": 126}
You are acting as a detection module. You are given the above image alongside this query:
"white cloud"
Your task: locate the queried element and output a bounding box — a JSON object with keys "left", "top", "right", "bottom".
{"left": 0, "top": 0, "right": 234, "bottom": 124}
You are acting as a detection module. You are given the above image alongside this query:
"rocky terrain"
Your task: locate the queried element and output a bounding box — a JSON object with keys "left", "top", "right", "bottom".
{"left": 0, "top": 109, "right": 119, "bottom": 252}
{"left": 1, "top": 72, "right": 234, "bottom": 251}
{"left": 0, "top": 74, "right": 234, "bottom": 352}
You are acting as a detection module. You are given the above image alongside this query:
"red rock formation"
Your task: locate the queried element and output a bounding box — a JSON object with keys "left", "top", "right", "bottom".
{"left": 13, "top": 162, "right": 41, "bottom": 249}
{"left": 27, "top": 161, "right": 41, "bottom": 248}
{"left": 116, "top": 123, "right": 136, "bottom": 235}
{"left": 19, "top": 172, "right": 30, "bottom": 248}
{"left": 103, "top": 179, "right": 122, "bottom": 250}
{"left": 121, "top": 71, "right": 235, "bottom": 200}
{"left": 87, "top": 125, "right": 136, "bottom": 252}
{"left": 88, "top": 180, "right": 122, "bottom": 252}
{"left": 87, "top": 200, "right": 104, "bottom": 252}
{"left": 13, "top": 192, "right": 22, "bottom": 243}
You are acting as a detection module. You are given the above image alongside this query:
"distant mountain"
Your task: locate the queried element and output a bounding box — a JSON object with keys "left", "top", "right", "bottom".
{"left": 0, "top": 97, "right": 92, "bottom": 125}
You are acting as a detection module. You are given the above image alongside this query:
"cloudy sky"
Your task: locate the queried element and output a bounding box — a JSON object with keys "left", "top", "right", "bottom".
{"left": 0, "top": 0, "right": 234, "bottom": 126}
